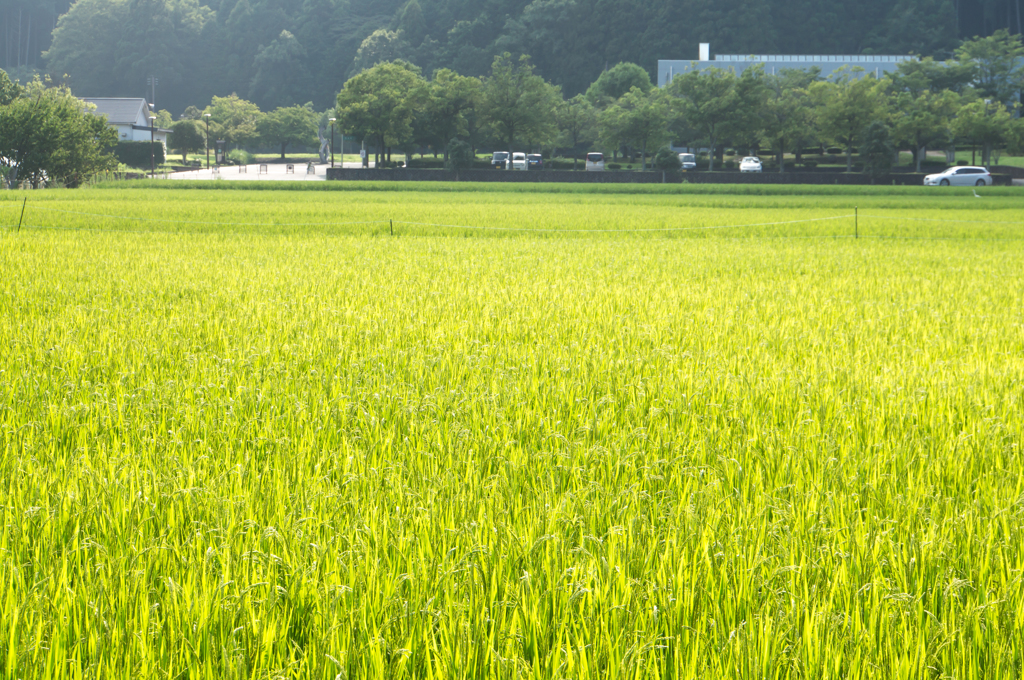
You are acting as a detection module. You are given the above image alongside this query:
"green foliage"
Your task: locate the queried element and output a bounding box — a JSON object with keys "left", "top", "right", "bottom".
{"left": 863, "top": 0, "right": 958, "bottom": 57}
{"left": 598, "top": 87, "right": 671, "bottom": 170}
{"left": 860, "top": 120, "right": 895, "bottom": 179}
{"left": 226, "top": 148, "right": 256, "bottom": 165}
{"left": 810, "top": 71, "right": 886, "bottom": 172}
{"left": 336, "top": 61, "right": 426, "bottom": 164}
{"left": 666, "top": 67, "right": 739, "bottom": 171}
{"left": 113, "top": 141, "right": 165, "bottom": 170}
{"left": 445, "top": 138, "right": 474, "bottom": 169}
{"left": 257, "top": 105, "right": 318, "bottom": 159}
{"left": 951, "top": 98, "right": 1013, "bottom": 166}
{"left": 480, "top": 53, "right": 560, "bottom": 150}
{"left": 350, "top": 29, "right": 410, "bottom": 77}
{"left": 584, "top": 62, "right": 653, "bottom": 107}
{"left": 555, "top": 94, "right": 598, "bottom": 169}
{"left": 250, "top": 30, "right": 310, "bottom": 111}
{"left": 652, "top": 146, "right": 682, "bottom": 171}
{"left": 0, "top": 82, "right": 118, "bottom": 187}
{"left": 0, "top": 69, "right": 21, "bottom": 106}
{"left": 168, "top": 120, "right": 205, "bottom": 162}
{"left": 890, "top": 89, "right": 959, "bottom": 172}
{"left": 28, "top": 0, "right": 1024, "bottom": 115}
{"left": 955, "top": 30, "right": 1024, "bottom": 107}
{"left": 203, "top": 94, "right": 263, "bottom": 149}
{"left": 420, "top": 69, "right": 482, "bottom": 158}
{"left": 762, "top": 69, "right": 817, "bottom": 172}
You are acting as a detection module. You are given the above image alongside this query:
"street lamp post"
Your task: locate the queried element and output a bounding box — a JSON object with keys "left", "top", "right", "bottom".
{"left": 204, "top": 113, "right": 211, "bottom": 170}
{"left": 149, "top": 115, "right": 157, "bottom": 178}
{"left": 329, "top": 118, "right": 336, "bottom": 168}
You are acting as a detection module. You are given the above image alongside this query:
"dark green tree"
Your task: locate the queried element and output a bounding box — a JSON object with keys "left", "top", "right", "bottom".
{"left": 0, "top": 82, "right": 118, "bottom": 187}
{"left": 335, "top": 60, "right": 426, "bottom": 166}
{"left": 249, "top": 30, "right": 310, "bottom": 111}
{"left": 666, "top": 67, "right": 738, "bottom": 171}
{"left": 168, "top": 119, "right": 205, "bottom": 162}
{"left": 421, "top": 68, "right": 481, "bottom": 160}
{"left": 860, "top": 120, "right": 895, "bottom": 179}
{"left": 955, "top": 29, "right": 1024, "bottom": 107}
{"left": 585, "top": 62, "right": 652, "bottom": 107}
{"left": 445, "top": 137, "right": 474, "bottom": 169}
{"left": 257, "top": 104, "right": 318, "bottom": 159}
{"left": 555, "top": 94, "right": 598, "bottom": 169}
{"left": 479, "top": 53, "right": 559, "bottom": 151}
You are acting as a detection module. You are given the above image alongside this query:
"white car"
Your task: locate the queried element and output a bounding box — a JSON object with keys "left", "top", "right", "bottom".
{"left": 678, "top": 152, "right": 696, "bottom": 170}
{"left": 739, "top": 156, "right": 762, "bottom": 172}
{"left": 509, "top": 152, "right": 528, "bottom": 170}
{"left": 586, "top": 152, "right": 605, "bottom": 171}
{"left": 924, "top": 166, "right": 992, "bottom": 186}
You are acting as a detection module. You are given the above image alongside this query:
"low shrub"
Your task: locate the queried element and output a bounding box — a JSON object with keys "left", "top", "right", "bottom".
{"left": 652, "top": 147, "right": 682, "bottom": 171}
{"left": 607, "top": 163, "right": 622, "bottom": 170}
{"left": 114, "top": 141, "right": 165, "bottom": 169}
{"left": 227, "top": 149, "right": 255, "bottom": 165}
{"left": 445, "top": 139, "right": 474, "bottom": 171}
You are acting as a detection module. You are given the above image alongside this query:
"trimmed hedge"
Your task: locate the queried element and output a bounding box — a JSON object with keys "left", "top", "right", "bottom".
{"left": 114, "top": 141, "right": 165, "bottom": 169}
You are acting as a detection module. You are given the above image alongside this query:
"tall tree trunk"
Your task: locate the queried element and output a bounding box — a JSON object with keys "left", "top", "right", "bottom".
{"left": 778, "top": 146, "right": 785, "bottom": 172}
{"left": 916, "top": 145, "right": 924, "bottom": 173}
{"left": 846, "top": 145, "right": 853, "bottom": 172}
{"left": 280, "top": 143, "right": 286, "bottom": 160}
{"left": 708, "top": 140, "right": 716, "bottom": 172}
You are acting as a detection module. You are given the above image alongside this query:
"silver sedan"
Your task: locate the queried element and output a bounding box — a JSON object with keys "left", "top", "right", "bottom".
{"left": 923, "top": 166, "right": 992, "bottom": 186}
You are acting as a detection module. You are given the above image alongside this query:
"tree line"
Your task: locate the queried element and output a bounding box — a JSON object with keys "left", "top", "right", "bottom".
{"left": 12, "top": 0, "right": 1023, "bottom": 116}
{"left": 2, "top": 31, "right": 1023, "bottom": 187}
{"left": 332, "top": 31, "right": 1024, "bottom": 173}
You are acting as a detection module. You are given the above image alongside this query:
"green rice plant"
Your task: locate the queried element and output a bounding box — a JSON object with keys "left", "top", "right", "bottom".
{"left": 1, "top": 187, "right": 1023, "bottom": 679}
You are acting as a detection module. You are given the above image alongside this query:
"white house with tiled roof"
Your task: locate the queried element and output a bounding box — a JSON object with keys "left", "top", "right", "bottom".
{"left": 82, "top": 98, "right": 170, "bottom": 150}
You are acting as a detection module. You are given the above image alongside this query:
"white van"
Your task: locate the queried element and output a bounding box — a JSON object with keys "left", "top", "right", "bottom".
{"left": 678, "top": 153, "right": 696, "bottom": 170}
{"left": 586, "top": 152, "right": 605, "bottom": 171}
{"left": 509, "top": 152, "right": 528, "bottom": 170}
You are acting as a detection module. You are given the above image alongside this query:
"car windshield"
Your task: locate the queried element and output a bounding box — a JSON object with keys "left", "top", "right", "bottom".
{"left": 528, "top": 155, "right": 541, "bottom": 160}
{"left": 587, "top": 154, "right": 603, "bottom": 162}
{"left": 680, "top": 154, "right": 695, "bottom": 162}
{"left": 493, "top": 152, "right": 508, "bottom": 159}
{"left": 743, "top": 157, "right": 758, "bottom": 163}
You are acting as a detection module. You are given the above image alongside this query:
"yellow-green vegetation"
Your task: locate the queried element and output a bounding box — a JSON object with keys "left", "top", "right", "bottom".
{"left": 1, "top": 186, "right": 1023, "bottom": 679}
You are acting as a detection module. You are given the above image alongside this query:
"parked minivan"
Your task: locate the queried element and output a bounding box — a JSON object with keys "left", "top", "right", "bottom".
{"left": 678, "top": 153, "right": 696, "bottom": 170}
{"left": 510, "top": 152, "right": 528, "bottom": 170}
{"left": 491, "top": 151, "right": 510, "bottom": 169}
{"left": 586, "top": 152, "right": 605, "bottom": 171}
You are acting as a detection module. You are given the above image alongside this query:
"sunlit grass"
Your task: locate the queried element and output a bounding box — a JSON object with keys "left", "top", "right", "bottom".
{"left": 1, "top": 186, "right": 1023, "bottom": 679}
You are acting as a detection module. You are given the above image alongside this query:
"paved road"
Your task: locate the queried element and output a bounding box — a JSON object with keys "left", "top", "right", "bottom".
{"left": 168, "top": 161, "right": 373, "bottom": 181}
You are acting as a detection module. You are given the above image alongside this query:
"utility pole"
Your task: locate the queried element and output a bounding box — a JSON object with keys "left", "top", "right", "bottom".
{"left": 204, "top": 113, "right": 211, "bottom": 170}
{"left": 149, "top": 115, "right": 157, "bottom": 178}
{"left": 147, "top": 76, "right": 158, "bottom": 110}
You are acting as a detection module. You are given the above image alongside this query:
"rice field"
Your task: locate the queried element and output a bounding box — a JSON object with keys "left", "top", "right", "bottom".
{"left": 1, "top": 184, "right": 1023, "bottom": 679}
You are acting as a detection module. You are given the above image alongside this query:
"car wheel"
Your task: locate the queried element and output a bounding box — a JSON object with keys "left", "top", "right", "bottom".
{"left": 940, "top": 179, "right": 950, "bottom": 186}
{"left": 976, "top": 179, "right": 985, "bottom": 186}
